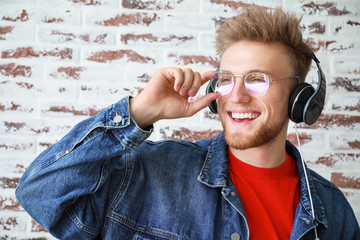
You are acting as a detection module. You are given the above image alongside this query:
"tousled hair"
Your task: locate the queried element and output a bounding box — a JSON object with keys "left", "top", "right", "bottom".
{"left": 216, "top": 7, "right": 314, "bottom": 83}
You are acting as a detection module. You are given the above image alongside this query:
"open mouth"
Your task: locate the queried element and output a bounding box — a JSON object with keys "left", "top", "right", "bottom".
{"left": 230, "top": 112, "right": 260, "bottom": 121}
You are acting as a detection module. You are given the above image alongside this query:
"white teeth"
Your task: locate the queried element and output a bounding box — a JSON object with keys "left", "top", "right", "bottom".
{"left": 231, "top": 112, "right": 259, "bottom": 119}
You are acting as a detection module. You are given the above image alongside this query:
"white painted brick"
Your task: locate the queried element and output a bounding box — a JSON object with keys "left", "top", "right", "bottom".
{"left": 36, "top": 7, "right": 81, "bottom": 25}
{"left": 84, "top": 9, "right": 164, "bottom": 29}
{"left": 165, "top": 13, "right": 214, "bottom": 32}
{"left": 202, "top": 0, "right": 282, "bottom": 13}
{"left": 0, "top": 24, "right": 35, "bottom": 42}
{"left": 330, "top": 134, "right": 360, "bottom": 150}
{"left": 38, "top": 26, "right": 116, "bottom": 46}
{"left": 333, "top": 56, "right": 360, "bottom": 74}
{"left": 38, "top": 0, "right": 119, "bottom": 8}
{"left": 122, "top": 0, "right": 200, "bottom": 12}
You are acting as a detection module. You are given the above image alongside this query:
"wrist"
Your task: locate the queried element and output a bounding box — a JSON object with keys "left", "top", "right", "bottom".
{"left": 129, "top": 96, "right": 158, "bottom": 129}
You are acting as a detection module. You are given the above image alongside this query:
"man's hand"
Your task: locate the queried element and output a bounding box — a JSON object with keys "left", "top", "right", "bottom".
{"left": 129, "top": 67, "right": 219, "bottom": 129}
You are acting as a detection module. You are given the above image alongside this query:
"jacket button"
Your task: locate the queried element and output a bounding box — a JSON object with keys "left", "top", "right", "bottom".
{"left": 231, "top": 233, "right": 240, "bottom": 240}
{"left": 114, "top": 115, "right": 122, "bottom": 123}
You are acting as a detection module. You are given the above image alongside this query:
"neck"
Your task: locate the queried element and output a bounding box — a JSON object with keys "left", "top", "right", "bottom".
{"left": 229, "top": 128, "right": 288, "bottom": 169}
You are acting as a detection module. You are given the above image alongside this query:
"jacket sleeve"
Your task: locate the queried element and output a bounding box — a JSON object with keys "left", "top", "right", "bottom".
{"left": 15, "top": 96, "right": 152, "bottom": 239}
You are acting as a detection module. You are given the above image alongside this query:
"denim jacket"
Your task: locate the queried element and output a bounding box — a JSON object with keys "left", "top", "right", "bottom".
{"left": 16, "top": 96, "right": 359, "bottom": 240}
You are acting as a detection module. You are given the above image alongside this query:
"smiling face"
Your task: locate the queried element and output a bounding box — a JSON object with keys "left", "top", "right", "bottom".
{"left": 218, "top": 40, "right": 297, "bottom": 150}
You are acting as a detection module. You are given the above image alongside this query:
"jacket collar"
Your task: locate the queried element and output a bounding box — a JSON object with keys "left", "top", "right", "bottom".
{"left": 197, "top": 132, "right": 229, "bottom": 188}
{"left": 197, "top": 132, "right": 327, "bottom": 227}
{"left": 286, "top": 142, "right": 328, "bottom": 228}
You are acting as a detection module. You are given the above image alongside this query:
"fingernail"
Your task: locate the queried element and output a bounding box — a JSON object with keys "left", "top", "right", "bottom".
{"left": 180, "top": 86, "right": 189, "bottom": 95}
{"left": 188, "top": 87, "right": 197, "bottom": 97}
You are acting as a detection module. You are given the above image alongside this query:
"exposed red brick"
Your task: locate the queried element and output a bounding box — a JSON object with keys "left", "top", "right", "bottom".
{"left": 306, "top": 39, "right": 350, "bottom": 52}
{"left": 331, "top": 77, "right": 360, "bottom": 92}
{"left": 45, "top": 105, "right": 100, "bottom": 116}
{"left": 302, "top": 2, "right": 351, "bottom": 16}
{"left": 16, "top": 82, "right": 34, "bottom": 90}
{"left": 0, "top": 196, "right": 21, "bottom": 211}
{"left": 0, "top": 217, "right": 18, "bottom": 231}
{"left": 0, "top": 101, "right": 34, "bottom": 113}
{"left": 0, "top": 63, "right": 32, "bottom": 78}
{"left": 210, "top": 0, "right": 258, "bottom": 9}
{"left": 160, "top": 127, "right": 221, "bottom": 141}
{"left": 0, "top": 26, "right": 14, "bottom": 39}
{"left": 332, "top": 102, "right": 360, "bottom": 112}
{"left": 348, "top": 140, "right": 360, "bottom": 149}
{"left": 41, "top": 17, "right": 64, "bottom": 23}
{"left": 94, "top": 33, "right": 108, "bottom": 44}
{"left": 168, "top": 54, "right": 219, "bottom": 67}
{"left": 0, "top": 177, "right": 19, "bottom": 189}
{"left": 50, "top": 30, "right": 90, "bottom": 42}
{"left": 4, "top": 121, "right": 26, "bottom": 132}
{"left": 286, "top": 132, "right": 313, "bottom": 145}
{"left": 331, "top": 172, "right": 360, "bottom": 189}
{"left": 308, "top": 22, "right": 326, "bottom": 34}
{"left": 51, "top": 66, "right": 85, "bottom": 80}
{"left": 122, "top": 0, "right": 186, "bottom": 10}
{"left": 15, "top": 164, "right": 27, "bottom": 173}
{"left": 137, "top": 73, "right": 151, "bottom": 83}
{"left": 347, "top": 20, "right": 360, "bottom": 26}
{"left": 121, "top": 33, "right": 194, "bottom": 45}
{"left": 31, "top": 126, "right": 50, "bottom": 134}
{"left": 1, "top": 47, "right": 72, "bottom": 60}
{"left": 39, "top": 141, "right": 53, "bottom": 148}
{"left": 31, "top": 220, "right": 47, "bottom": 232}
{"left": 72, "top": 0, "right": 102, "bottom": 5}
{"left": 87, "top": 49, "right": 155, "bottom": 64}
{"left": 96, "top": 13, "right": 158, "bottom": 27}
{"left": 1, "top": 9, "right": 29, "bottom": 22}
{"left": 315, "top": 153, "right": 359, "bottom": 167}
{"left": 0, "top": 142, "right": 33, "bottom": 152}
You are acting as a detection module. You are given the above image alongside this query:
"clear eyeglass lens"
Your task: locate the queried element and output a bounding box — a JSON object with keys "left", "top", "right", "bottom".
{"left": 211, "top": 71, "right": 270, "bottom": 97}
{"left": 244, "top": 73, "right": 270, "bottom": 97}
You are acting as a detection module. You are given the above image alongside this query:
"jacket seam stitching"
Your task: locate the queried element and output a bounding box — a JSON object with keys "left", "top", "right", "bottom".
{"left": 107, "top": 213, "right": 188, "bottom": 240}
{"left": 65, "top": 207, "right": 99, "bottom": 236}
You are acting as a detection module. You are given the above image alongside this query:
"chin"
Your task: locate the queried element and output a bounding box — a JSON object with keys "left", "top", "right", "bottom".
{"left": 223, "top": 117, "right": 288, "bottom": 150}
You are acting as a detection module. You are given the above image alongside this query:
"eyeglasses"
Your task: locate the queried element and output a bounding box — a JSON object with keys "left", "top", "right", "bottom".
{"left": 210, "top": 69, "right": 299, "bottom": 98}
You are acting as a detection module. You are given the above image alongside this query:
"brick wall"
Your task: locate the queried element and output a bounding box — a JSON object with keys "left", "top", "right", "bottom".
{"left": 0, "top": 0, "right": 359, "bottom": 238}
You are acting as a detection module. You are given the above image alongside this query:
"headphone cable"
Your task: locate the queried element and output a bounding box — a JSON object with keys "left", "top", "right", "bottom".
{"left": 294, "top": 124, "right": 320, "bottom": 240}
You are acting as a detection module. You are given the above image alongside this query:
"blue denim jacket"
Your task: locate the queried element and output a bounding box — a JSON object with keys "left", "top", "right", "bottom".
{"left": 16, "top": 96, "right": 359, "bottom": 240}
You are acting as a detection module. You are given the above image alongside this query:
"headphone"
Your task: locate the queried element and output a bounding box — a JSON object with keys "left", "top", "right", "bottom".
{"left": 206, "top": 53, "right": 326, "bottom": 125}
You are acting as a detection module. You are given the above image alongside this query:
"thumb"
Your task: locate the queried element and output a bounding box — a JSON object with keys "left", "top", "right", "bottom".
{"left": 188, "top": 92, "right": 219, "bottom": 115}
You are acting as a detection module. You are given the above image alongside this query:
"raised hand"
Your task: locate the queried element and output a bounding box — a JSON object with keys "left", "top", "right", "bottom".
{"left": 129, "top": 67, "right": 219, "bottom": 129}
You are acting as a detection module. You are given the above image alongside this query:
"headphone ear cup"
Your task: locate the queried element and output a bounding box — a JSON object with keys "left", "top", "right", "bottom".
{"left": 288, "top": 83, "right": 315, "bottom": 123}
{"left": 206, "top": 81, "right": 218, "bottom": 114}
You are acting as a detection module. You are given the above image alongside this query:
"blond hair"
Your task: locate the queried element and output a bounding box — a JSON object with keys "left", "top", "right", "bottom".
{"left": 216, "top": 7, "right": 313, "bottom": 82}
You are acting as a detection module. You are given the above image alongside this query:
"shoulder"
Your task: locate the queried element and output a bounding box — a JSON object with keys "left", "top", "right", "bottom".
{"left": 309, "top": 169, "right": 356, "bottom": 217}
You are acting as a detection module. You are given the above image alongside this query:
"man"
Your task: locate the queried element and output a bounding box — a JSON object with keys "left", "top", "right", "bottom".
{"left": 16, "top": 7, "right": 359, "bottom": 240}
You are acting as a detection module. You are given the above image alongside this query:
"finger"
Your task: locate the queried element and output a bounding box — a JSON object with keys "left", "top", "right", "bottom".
{"left": 200, "top": 70, "right": 217, "bottom": 85}
{"left": 171, "top": 68, "right": 185, "bottom": 92}
{"left": 188, "top": 71, "right": 202, "bottom": 97}
{"left": 179, "top": 68, "right": 194, "bottom": 96}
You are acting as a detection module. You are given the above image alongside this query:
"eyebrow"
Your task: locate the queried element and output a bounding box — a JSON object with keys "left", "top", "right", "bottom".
{"left": 220, "top": 68, "right": 274, "bottom": 76}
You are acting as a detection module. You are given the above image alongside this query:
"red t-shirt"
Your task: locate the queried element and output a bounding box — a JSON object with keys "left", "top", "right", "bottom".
{"left": 228, "top": 149, "right": 300, "bottom": 239}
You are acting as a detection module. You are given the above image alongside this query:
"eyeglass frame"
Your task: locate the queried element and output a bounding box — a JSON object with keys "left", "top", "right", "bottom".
{"left": 211, "top": 67, "right": 300, "bottom": 98}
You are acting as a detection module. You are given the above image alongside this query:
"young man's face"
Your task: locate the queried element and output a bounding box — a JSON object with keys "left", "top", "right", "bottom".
{"left": 217, "top": 40, "right": 297, "bottom": 150}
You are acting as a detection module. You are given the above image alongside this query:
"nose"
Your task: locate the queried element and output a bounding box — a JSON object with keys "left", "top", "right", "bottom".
{"left": 229, "top": 75, "right": 252, "bottom": 103}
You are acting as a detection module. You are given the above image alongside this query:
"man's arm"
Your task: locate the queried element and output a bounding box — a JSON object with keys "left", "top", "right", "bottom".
{"left": 15, "top": 67, "right": 219, "bottom": 239}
